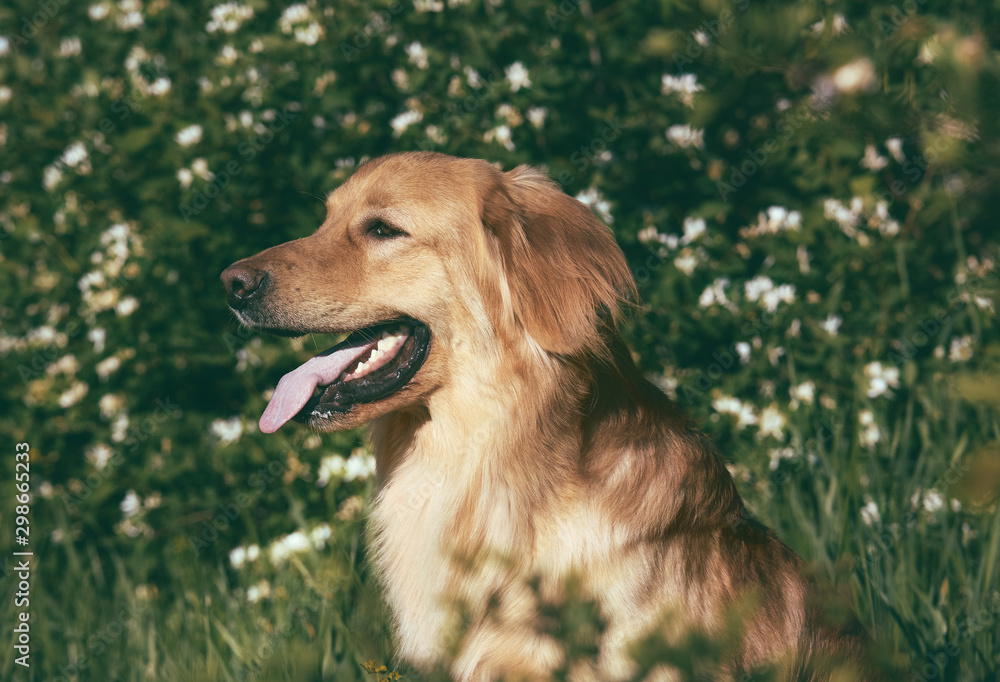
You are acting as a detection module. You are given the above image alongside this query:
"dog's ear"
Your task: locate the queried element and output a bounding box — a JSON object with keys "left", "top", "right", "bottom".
{"left": 481, "top": 166, "right": 637, "bottom": 356}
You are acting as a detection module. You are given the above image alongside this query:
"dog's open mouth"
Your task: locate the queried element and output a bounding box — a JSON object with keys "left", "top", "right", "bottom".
{"left": 259, "top": 319, "right": 430, "bottom": 433}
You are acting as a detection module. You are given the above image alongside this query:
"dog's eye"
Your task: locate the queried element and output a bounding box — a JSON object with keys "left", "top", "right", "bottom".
{"left": 367, "top": 221, "right": 406, "bottom": 239}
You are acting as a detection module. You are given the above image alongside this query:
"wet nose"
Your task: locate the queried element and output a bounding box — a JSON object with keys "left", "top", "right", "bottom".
{"left": 220, "top": 263, "right": 267, "bottom": 310}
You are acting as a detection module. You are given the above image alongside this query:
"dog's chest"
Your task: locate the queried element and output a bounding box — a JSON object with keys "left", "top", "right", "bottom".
{"left": 369, "top": 458, "right": 464, "bottom": 664}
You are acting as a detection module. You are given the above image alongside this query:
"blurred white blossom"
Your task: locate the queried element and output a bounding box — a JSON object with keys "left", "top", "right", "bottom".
{"left": 861, "top": 497, "right": 880, "bottom": 526}
{"left": 833, "top": 58, "right": 876, "bottom": 93}
{"left": 268, "top": 530, "right": 311, "bottom": 564}
{"left": 758, "top": 404, "right": 787, "bottom": 440}
{"left": 666, "top": 124, "right": 704, "bottom": 149}
{"left": 405, "top": 41, "right": 429, "bottom": 69}
{"left": 858, "top": 409, "right": 881, "bottom": 448}
{"left": 210, "top": 417, "right": 243, "bottom": 445}
{"left": 821, "top": 314, "right": 842, "bottom": 335}
{"left": 948, "top": 335, "right": 974, "bottom": 363}
{"left": 661, "top": 73, "right": 702, "bottom": 107}
{"left": 681, "top": 216, "right": 706, "bottom": 244}
{"left": 121, "top": 490, "right": 141, "bottom": 518}
{"left": 864, "top": 361, "right": 900, "bottom": 398}
{"left": 390, "top": 109, "right": 422, "bottom": 137}
{"left": 175, "top": 124, "right": 203, "bottom": 147}
{"left": 505, "top": 62, "right": 532, "bottom": 91}
{"left": 206, "top": 2, "right": 254, "bottom": 34}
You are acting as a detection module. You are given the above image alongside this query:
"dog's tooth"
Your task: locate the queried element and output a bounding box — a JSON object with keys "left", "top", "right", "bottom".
{"left": 377, "top": 338, "right": 392, "bottom": 351}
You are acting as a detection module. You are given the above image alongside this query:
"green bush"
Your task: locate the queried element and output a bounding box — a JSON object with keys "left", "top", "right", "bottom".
{"left": 1, "top": 0, "right": 998, "bottom": 679}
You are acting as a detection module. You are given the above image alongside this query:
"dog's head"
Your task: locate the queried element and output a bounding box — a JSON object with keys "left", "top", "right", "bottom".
{"left": 221, "top": 152, "right": 635, "bottom": 433}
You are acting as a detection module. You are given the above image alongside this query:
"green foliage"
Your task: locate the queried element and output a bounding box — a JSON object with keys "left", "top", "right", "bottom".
{"left": 1, "top": 0, "right": 998, "bottom": 679}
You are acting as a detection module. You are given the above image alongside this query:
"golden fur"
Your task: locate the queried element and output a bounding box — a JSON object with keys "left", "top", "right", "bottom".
{"left": 223, "top": 152, "right": 875, "bottom": 680}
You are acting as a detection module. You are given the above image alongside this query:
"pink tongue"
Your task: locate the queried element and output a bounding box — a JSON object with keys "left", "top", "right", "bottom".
{"left": 259, "top": 340, "right": 376, "bottom": 433}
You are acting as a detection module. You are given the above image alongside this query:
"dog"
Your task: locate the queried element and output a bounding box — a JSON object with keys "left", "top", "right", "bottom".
{"left": 221, "top": 152, "right": 875, "bottom": 680}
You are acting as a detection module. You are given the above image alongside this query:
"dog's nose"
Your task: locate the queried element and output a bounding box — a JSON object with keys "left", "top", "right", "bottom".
{"left": 221, "top": 264, "right": 267, "bottom": 310}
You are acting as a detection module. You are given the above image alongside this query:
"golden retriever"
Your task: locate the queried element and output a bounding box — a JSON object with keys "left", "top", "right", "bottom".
{"left": 221, "top": 152, "right": 875, "bottom": 680}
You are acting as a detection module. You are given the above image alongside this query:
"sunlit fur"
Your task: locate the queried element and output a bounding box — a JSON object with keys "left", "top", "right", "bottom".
{"left": 227, "top": 152, "right": 874, "bottom": 680}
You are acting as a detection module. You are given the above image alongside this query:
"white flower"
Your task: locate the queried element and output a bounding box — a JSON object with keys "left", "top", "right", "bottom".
{"left": 99, "top": 393, "right": 125, "bottom": 418}
{"left": 216, "top": 44, "right": 239, "bottom": 66}
{"left": 58, "top": 37, "right": 82, "bottom": 57}
{"left": 768, "top": 447, "right": 796, "bottom": 471}
{"left": 89, "top": 4, "right": 110, "bottom": 20}
{"left": 206, "top": 2, "right": 254, "bottom": 34}
{"left": 661, "top": 73, "right": 703, "bottom": 107}
{"left": 88, "top": 328, "right": 107, "bottom": 354}
{"left": 175, "top": 124, "right": 203, "bottom": 147}
{"left": 735, "top": 342, "right": 751, "bottom": 364}
{"left": 745, "top": 276, "right": 796, "bottom": 312}
{"left": 790, "top": 381, "right": 815, "bottom": 406}
{"left": 860, "top": 144, "right": 888, "bottom": 171}
{"left": 115, "top": 296, "right": 139, "bottom": 316}
{"left": 146, "top": 77, "right": 171, "bottom": 96}
{"left": 761, "top": 284, "right": 796, "bottom": 313}
{"left": 111, "top": 412, "right": 129, "bottom": 442}
{"left": 230, "top": 546, "right": 247, "bottom": 568}
{"left": 505, "top": 62, "right": 532, "bottom": 92}
{"left": 116, "top": 4, "right": 145, "bottom": 30}
{"left": 864, "top": 361, "right": 900, "bottom": 398}
{"left": 121, "top": 490, "right": 141, "bottom": 518}
{"left": 210, "top": 417, "right": 243, "bottom": 445}
{"left": 390, "top": 109, "right": 422, "bottom": 137}
{"left": 681, "top": 216, "right": 706, "bottom": 244}
{"left": 821, "top": 314, "right": 842, "bottom": 335}
{"left": 269, "top": 530, "right": 311, "bottom": 563}
{"left": 666, "top": 124, "right": 704, "bottom": 149}
{"left": 177, "top": 168, "right": 193, "bottom": 190}
{"left": 43, "top": 165, "right": 64, "bottom": 191}
{"left": 279, "top": 3, "right": 311, "bottom": 31}
{"left": 885, "top": 137, "right": 905, "bottom": 163}
{"left": 575, "top": 187, "right": 614, "bottom": 223}
{"left": 736, "top": 403, "right": 758, "bottom": 428}
{"left": 294, "top": 21, "right": 324, "bottom": 45}
{"left": 246, "top": 580, "right": 271, "bottom": 603}
{"left": 758, "top": 404, "right": 786, "bottom": 441}
{"left": 698, "top": 278, "right": 732, "bottom": 309}
{"left": 713, "top": 396, "right": 758, "bottom": 428}
{"left": 58, "top": 381, "right": 89, "bottom": 408}
{"left": 316, "top": 455, "right": 347, "bottom": 487}
{"left": 858, "top": 409, "right": 881, "bottom": 448}
{"left": 712, "top": 396, "right": 742, "bottom": 414}
{"left": 0, "top": 36, "right": 9, "bottom": 57}
{"left": 672, "top": 247, "right": 699, "bottom": 276}
{"left": 860, "top": 498, "right": 880, "bottom": 526}
{"left": 96, "top": 355, "right": 122, "bottom": 380}
{"left": 343, "top": 449, "right": 376, "bottom": 481}
{"left": 309, "top": 524, "right": 332, "bottom": 548}
{"left": 405, "top": 41, "right": 429, "bottom": 69}
{"left": 485, "top": 124, "right": 515, "bottom": 152}
{"left": 973, "top": 296, "right": 994, "bottom": 313}
{"left": 191, "top": 158, "right": 213, "bottom": 180}
{"left": 526, "top": 107, "right": 547, "bottom": 129}
{"left": 923, "top": 489, "right": 944, "bottom": 513}
{"left": 833, "top": 58, "right": 876, "bottom": 93}
{"left": 0, "top": 86, "right": 10, "bottom": 106}
{"left": 948, "top": 335, "right": 974, "bottom": 363}
{"left": 811, "top": 14, "right": 848, "bottom": 35}
{"left": 87, "top": 443, "right": 114, "bottom": 470}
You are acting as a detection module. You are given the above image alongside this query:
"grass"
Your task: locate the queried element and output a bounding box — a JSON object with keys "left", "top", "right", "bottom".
{"left": 4, "top": 363, "right": 999, "bottom": 681}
